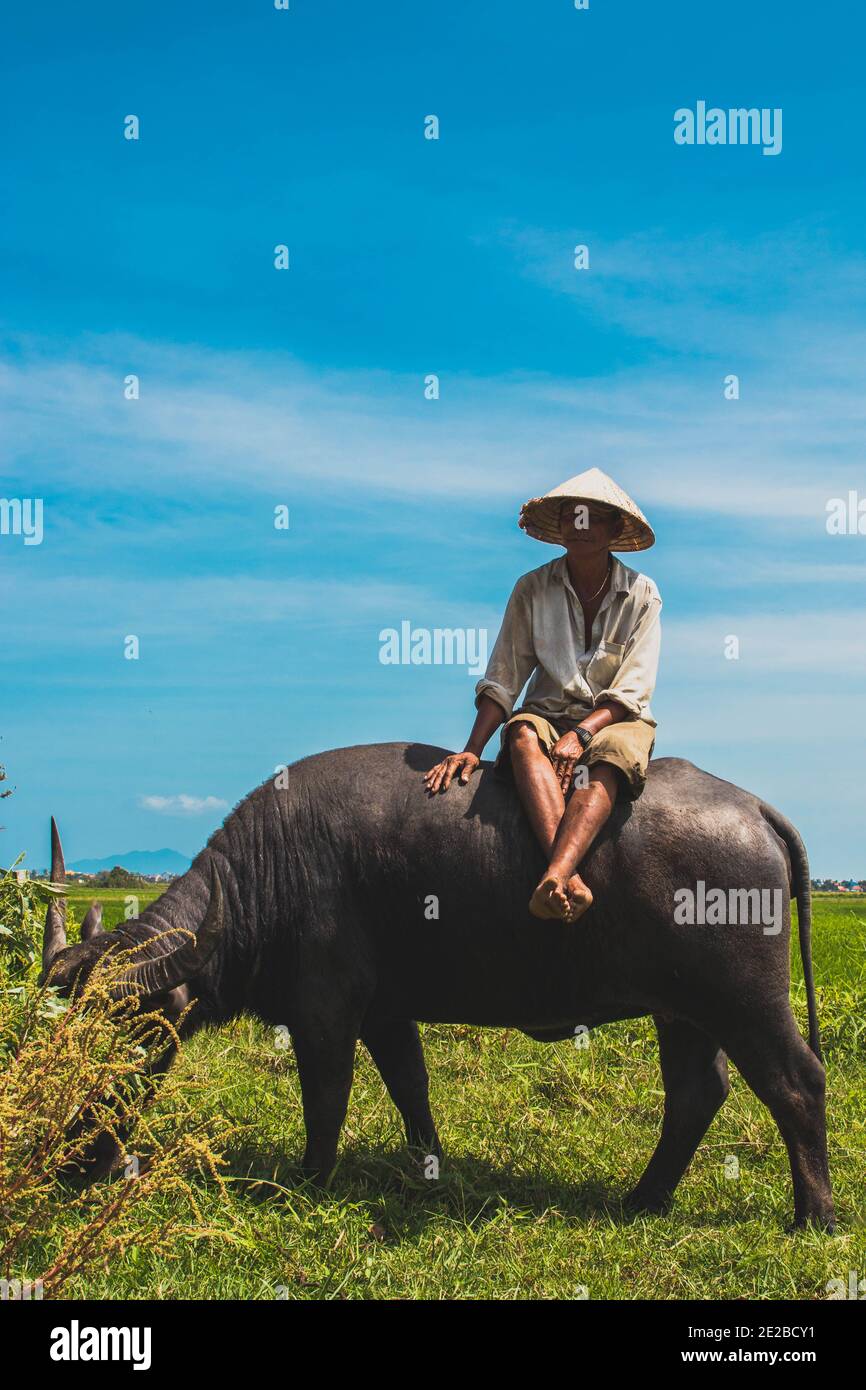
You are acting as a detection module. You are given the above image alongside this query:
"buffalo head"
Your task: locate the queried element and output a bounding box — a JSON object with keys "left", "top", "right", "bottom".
{"left": 40, "top": 817, "right": 224, "bottom": 1014}
{"left": 38, "top": 816, "right": 224, "bottom": 1182}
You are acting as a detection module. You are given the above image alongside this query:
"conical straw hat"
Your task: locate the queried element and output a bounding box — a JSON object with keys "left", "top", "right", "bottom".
{"left": 518, "top": 468, "right": 655, "bottom": 552}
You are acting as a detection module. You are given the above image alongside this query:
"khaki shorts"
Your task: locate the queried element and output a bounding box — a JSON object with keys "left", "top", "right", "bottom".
{"left": 496, "top": 709, "right": 655, "bottom": 800}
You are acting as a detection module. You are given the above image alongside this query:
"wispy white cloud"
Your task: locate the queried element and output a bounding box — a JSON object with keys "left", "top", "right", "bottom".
{"left": 2, "top": 297, "right": 866, "bottom": 531}
{"left": 664, "top": 609, "right": 866, "bottom": 677}
{"left": 0, "top": 572, "right": 498, "bottom": 643}
{"left": 493, "top": 220, "right": 866, "bottom": 364}
{"left": 139, "top": 794, "right": 227, "bottom": 817}
{"left": 665, "top": 553, "right": 866, "bottom": 587}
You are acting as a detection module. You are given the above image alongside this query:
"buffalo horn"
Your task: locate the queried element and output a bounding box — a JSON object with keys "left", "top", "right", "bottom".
{"left": 41, "top": 816, "right": 68, "bottom": 973}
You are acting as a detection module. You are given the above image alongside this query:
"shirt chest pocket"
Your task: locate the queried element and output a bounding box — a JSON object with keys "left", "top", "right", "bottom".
{"left": 585, "top": 639, "right": 625, "bottom": 688}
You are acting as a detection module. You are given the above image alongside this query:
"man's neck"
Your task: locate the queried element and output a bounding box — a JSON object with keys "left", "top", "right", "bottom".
{"left": 565, "top": 549, "right": 611, "bottom": 597}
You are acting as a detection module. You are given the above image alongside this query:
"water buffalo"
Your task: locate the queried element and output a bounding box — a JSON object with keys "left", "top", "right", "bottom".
{"left": 41, "top": 743, "right": 834, "bottom": 1230}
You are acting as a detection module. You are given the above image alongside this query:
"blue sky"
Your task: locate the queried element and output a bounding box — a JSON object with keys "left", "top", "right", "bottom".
{"left": 2, "top": 0, "right": 865, "bottom": 875}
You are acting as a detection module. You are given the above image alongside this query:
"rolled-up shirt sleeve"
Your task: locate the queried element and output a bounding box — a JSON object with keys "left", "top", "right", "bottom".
{"left": 593, "top": 585, "right": 661, "bottom": 719}
{"left": 474, "top": 577, "right": 537, "bottom": 719}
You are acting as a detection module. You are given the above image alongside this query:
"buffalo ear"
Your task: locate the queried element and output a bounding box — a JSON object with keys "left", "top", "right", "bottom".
{"left": 81, "top": 901, "right": 104, "bottom": 941}
{"left": 156, "top": 984, "right": 192, "bottom": 1022}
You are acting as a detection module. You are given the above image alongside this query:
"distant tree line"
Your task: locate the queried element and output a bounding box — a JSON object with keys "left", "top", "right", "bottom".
{"left": 89, "top": 866, "right": 151, "bottom": 889}
{"left": 811, "top": 879, "right": 866, "bottom": 892}
{"left": 79, "top": 867, "right": 152, "bottom": 889}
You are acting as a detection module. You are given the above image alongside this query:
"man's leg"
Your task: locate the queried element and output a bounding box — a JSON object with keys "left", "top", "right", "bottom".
{"left": 531, "top": 764, "right": 618, "bottom": 921}
{"left": 506, "top": 720, "right": 565, "bottom": 856}
{"left": 507, "top": 721, "right": 619, "bottom": 923}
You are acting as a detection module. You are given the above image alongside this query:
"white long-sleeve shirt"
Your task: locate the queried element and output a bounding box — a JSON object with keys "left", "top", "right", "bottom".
{"left": 475, "top": 554, "right": 661, "bottom": 727}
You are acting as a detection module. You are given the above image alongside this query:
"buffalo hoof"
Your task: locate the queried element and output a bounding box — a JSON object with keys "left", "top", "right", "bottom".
{"left": 623, "top": 1186, "right": 672, "bottom": 1217}
{"left": 408, "top": 1144, "right": 443, "bottom": 1179}
{"left": 299, "top": 1166, "right": 334, "bottom": 1188}
{"left": 786, "top": 1213, "right": 837, "bottom": 1235}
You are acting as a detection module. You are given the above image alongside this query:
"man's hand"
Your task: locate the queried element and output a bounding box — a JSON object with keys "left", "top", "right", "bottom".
{"left": 550, "top": 731, "right": 585, "bottom": 794}
{"left": 424, "top": 751, "right": 480, "bottom": 794}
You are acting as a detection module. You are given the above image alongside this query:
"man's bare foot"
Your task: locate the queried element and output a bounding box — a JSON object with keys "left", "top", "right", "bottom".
{"left": 528, "top": 877, "right": 563, "bottom": 918}
{"left": 529, "top": 873, "right": 593, "bottom": 922}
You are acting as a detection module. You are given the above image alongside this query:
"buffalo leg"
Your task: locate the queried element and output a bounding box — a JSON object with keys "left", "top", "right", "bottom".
{"left": 362, "top": 1017, "right": 442, "bottom": 1159}
{"left": 292, "top": 1027, "right": 358, "bottom": 1183}
{"left": 625, "top": 1018, "right": 729, "bottom": 1215}
{"left": 722, "top": 1011, "right": 834, "bottom": 1231}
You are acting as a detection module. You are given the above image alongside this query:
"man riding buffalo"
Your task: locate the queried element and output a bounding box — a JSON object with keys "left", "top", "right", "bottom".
{"left": 38, "top": 466, "right": 834, "bottom": 1228}
{"left": 425, "top": 468, "right": 661, "bottom": 924}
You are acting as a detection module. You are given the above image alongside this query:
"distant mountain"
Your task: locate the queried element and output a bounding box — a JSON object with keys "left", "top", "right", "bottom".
{"left": 69, "top": 849, "right": 192, "bottom": 876}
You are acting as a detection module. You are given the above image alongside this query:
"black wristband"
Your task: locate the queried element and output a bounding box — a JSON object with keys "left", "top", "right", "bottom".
{"left": 574, "top": 727, "right": 593, "bottom": 751}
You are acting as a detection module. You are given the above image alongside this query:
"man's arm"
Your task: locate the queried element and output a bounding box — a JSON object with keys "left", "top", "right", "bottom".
{"left": 423, "top": 695, "right": 504, "bottom": 793}
{"left": 548, "top": 700, "right": 629, "bottom": 792}
{"left": 465, "top": 694, "right": 507, "bottom": 757}
{"left": 472, "top": 576, "right": 536, "bottom": 721}
{"left": 425, "top": 576, "right": 536, "bottom": 794}
{"left": 575, "top": 699, "right": 629, "bottom": 737}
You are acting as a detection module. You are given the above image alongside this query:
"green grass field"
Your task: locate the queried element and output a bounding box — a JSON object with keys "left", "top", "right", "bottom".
{"left": 55, "top": 887, "right": 865, "bottom": 1299}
